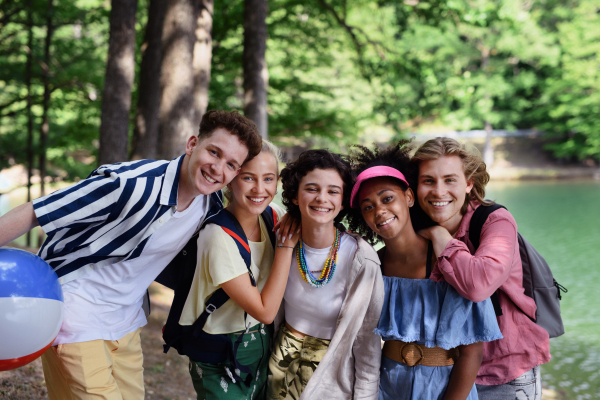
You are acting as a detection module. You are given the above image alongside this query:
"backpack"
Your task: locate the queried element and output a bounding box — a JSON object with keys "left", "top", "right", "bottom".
{"left": 159, "top": 206, "right": 278, "bottom": 386}
{"left": 469, "top": 203, "right": 567, "bottom": 338}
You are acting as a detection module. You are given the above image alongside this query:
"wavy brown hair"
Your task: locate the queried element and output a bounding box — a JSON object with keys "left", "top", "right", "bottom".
{"left": 198, "top": 110, "right": 262, "bottom": 162}
{"left": 411, "top": 137, "right": 494, "bottom": 215}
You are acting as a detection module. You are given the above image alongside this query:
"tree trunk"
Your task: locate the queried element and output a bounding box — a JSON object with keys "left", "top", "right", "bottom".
{"left": 25, "top": 0, "right": 33, "bottom": 247}
{"left": 242, "top": 0, "right": 268, "bottom": 138}
{"left": 37, "top": 0, "right": 53, "bottom": 247}
{"left": 158, "top": 0, "right": 196, "bottom": 160}
{"left": 99, "top": 0, "right": 138, "bottom": 166}
{"left": 39, "top": 0, "right": 53, "bottom": 200}
{"left": 192, "top": 0, "right": 213, "bottom": 131}
{"left": 131, "top": 0, "right": 166, "bottom": 160}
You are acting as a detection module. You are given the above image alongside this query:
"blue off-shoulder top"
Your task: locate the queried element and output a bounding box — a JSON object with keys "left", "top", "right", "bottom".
{"left": 374, "top": 276, "right": 503, "bottom": 349}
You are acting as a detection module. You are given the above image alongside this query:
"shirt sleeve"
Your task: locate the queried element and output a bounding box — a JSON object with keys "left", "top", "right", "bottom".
{"left": 32, "top": 173, "right": 122, "bottom": 234}
{"left": 352, "top": 249, "right": 384, "bottom": 397}
{"left": 200, "top": 224, "right": 250, "bottom": 286}
{"left": 430, "top": 208, "right": 519, "bottom": 303}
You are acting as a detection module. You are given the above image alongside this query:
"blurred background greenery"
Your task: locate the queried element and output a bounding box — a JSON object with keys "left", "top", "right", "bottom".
{"left": 1, "top": 0, "right": 599, "bottom": 182}
{"left": 1, "top": 1, "right": 599, "bottom": 398}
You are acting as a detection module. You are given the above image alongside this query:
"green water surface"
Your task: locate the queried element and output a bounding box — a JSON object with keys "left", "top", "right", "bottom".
{"left": 487, "top": 180, "right": 600, "bottom": 400}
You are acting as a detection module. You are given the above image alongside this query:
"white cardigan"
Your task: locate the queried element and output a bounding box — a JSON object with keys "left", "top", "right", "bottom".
{"left": 274, "top": 232, "right": 384, "bottom": 400}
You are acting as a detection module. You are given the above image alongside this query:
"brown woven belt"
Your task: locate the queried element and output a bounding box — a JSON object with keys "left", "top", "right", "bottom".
{"left": 383, "top": 340, "right": 459, "bottom": 367}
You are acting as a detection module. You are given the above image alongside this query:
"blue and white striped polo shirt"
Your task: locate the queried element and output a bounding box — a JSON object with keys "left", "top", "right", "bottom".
{"left": 33, "top": 155, "right": 223, "bottom": 284}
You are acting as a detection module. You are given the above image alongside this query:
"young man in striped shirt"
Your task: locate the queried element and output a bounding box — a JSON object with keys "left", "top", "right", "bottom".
{"left": 0, "top": 110, "right": 263, "bottom": 400}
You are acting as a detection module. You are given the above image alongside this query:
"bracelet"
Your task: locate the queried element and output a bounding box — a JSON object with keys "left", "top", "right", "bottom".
{"left": 277, "top": 244, "right": 294, "bottom": 249}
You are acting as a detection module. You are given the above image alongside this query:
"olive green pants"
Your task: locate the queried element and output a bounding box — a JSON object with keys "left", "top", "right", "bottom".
{"left": 189, "top": 323, "right": 272, "bottom": 400}
{"left": 267, "top": 325, "right": 331, "bottom": 400}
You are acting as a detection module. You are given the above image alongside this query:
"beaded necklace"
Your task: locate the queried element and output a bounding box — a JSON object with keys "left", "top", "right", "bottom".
{"left": 296, "top": 228, "right": 342, "bottom": 288}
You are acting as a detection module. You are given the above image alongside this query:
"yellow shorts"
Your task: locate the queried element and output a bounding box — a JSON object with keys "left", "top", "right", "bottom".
{"left": 41, "top": 327, "right": 144, "bottom": 400}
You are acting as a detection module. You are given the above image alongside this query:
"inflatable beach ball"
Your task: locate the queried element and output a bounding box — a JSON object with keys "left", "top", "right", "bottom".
{"left": 0, "top": 248, "right": 63, "bottom": 371}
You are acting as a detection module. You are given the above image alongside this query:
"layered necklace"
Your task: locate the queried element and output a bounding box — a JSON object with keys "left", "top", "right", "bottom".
{"left": 296, "top": 228, "right": 342, "bottom": 288}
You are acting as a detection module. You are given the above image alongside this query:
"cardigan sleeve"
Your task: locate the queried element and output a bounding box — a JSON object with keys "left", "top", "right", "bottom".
{"left": 352, "top": 256, "right": 384, "bottom": 399}
{"left": 431, "top": 208, "right": 518, "bottom": 303}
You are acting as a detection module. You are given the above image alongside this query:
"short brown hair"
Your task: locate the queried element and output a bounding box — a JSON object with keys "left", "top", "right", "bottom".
{"left": 412, "top": 137, "right": 493, "bottom": 215}
{"left": 199, "top": 110, "right": 262, "bottom": 162}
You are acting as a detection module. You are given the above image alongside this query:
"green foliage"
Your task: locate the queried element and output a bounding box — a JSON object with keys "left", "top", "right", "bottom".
{"left": 0, "top": 0, "right": 109, "bottom": 179}
{"left": 1, "top": 0, "right": 599, "bottom": 180}
{"left": 534, "top": 0, "right": 600, "bottom": 160}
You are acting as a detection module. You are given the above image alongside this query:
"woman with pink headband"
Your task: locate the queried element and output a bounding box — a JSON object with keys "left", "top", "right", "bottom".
{"left": 347, "top": 141, "right": 502, "bottom": 400}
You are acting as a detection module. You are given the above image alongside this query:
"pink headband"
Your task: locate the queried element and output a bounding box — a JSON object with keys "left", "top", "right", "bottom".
{"left": 350, "top": 166, "right": 409, "bottom": 208}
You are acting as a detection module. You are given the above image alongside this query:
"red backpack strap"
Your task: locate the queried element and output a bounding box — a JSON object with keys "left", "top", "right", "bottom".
{"left": 221, "top": 226, "right": 251, "bottom": 253}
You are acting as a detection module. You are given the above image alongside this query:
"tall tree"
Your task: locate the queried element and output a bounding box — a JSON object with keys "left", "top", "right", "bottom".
{"left": 39, "top": 0, "right": 53, "bottom": 198}
{"left": 242, "top": 0, "right": 268, "bottom": 138}
{"left": 25, "top": 0, "right": 34, "bottom": 247}
{"left": 158, "top": 0, "right": 196, "bottom": 160}
{"left": 192, "top": 0, "right": 213, "bottom": 131}
{"left": 98, "top": 0, "right": 138, "bottom": 165}
{"left": 131, "top": 0, "right": 166, "bottom": 160}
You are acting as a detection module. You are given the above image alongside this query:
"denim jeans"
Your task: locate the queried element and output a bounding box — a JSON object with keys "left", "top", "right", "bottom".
{"left": 476, "top": 366, "right": 542, "bottom": 400}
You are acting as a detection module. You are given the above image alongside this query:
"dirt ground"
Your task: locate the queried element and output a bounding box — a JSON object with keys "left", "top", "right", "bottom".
{"left": 0, "top": 279, "right": 568, "bottom": 399}
{"left": 0, "top": 282, "right": 196, "bottom": 400}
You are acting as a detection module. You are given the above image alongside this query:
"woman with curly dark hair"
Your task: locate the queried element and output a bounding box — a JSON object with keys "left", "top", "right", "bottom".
{"left": 267, "top": 149, "right": 384, "bottom": 400}
{"left": 346, "top": 140, "right": 502, "bottom": 400}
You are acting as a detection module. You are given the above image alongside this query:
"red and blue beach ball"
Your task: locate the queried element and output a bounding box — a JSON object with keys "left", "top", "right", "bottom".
{"left": 0, "top": 248, "right": 64, "bottom": 371}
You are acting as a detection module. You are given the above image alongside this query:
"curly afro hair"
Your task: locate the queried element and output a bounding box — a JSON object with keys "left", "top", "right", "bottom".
{"left": 346, "top": 139, "right": 434, "bottom": 245}
{"left": 280, "top": 149, "right": 353, "bottom": 225}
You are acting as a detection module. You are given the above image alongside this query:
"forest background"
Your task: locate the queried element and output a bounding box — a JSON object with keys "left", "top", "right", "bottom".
{"left": 1, "top": 0, "right": 600, "bottom": 188}
{"left": 1, "top": 1, "right": 600, "bottom": 399}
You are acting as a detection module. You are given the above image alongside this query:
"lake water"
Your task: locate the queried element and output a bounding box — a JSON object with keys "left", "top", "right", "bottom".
{"left": 486, "top": 180, "right": 600, "bottom": 400}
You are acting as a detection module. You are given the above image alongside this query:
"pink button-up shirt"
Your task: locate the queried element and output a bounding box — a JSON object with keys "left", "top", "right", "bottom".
{"left": 430, "top": 202, "right": 551, "bottom": 385}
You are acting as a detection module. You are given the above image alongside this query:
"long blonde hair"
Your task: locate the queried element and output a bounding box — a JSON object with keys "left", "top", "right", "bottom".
{"left": 224, "top": 139, "right": 282, "bottom": 204}
{"left": 412, "top": 137, "right": 493, "bottom": 214}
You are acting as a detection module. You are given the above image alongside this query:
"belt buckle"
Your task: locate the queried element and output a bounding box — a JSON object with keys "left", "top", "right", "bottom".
{"left": 400, "top": 342, "right": 424, "bottom": 367}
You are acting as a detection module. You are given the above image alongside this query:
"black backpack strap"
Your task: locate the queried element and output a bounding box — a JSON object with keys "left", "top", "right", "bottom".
{"left": 156, "top": 191, "right": 224, "bottom": 290}
{"left": 260, "top": 206, "right": 278, "bottom": 248}
{"left": 469, "top": 203, "right": 507, "bottom": 317}
{"left": 190, "top": 288, "right": 232, "bottom": 337}
{"left": 425, "top": 241, "right": 433, "bottom": 279}
{"left": 469, "top": 203, "right": 506, "bottom": 249}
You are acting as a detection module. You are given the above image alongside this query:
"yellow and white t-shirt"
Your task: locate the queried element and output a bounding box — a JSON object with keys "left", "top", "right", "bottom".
{"left": 179, "top": 203, "right": 284, "bottom": 334}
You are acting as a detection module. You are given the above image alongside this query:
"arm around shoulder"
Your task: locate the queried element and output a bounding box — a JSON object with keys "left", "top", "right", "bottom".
{"left": 0, "top": 202, "right": 39, "bottom": 247}
{"left": 436, "top": 210, "right": 518, "bottom": 302}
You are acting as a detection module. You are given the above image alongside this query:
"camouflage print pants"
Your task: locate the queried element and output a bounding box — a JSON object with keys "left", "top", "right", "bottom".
{"left": 189, "top": 323, "right": 272, "bottom": 400}
{"left": 267, "top": 325, "right": 331, "bottom": 400}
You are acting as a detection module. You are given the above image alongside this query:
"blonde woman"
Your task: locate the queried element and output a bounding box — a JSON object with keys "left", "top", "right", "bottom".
{"left": 167, "top": 140, "right": 300, "bottom": 400}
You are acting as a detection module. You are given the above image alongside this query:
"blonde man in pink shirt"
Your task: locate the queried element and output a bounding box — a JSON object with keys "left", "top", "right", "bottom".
{"left": 412, "top": 137, "right": 550, "bottom": 400}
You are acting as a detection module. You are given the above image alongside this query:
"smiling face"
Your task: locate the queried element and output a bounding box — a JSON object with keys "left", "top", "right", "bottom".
{"left": 358, "top": 177, "right": 413, "bottom": 241}
{"left": 293, "top": 168, "right": 344, "bottom": 228}
{"left": 227, "top": 151, "right": 278, "bottom": 216}
{"left": 184, "top": 128, "right": 249, "bottom": 196}
{"left": 416, "top": 155, "right": 474, "bottom": 233}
